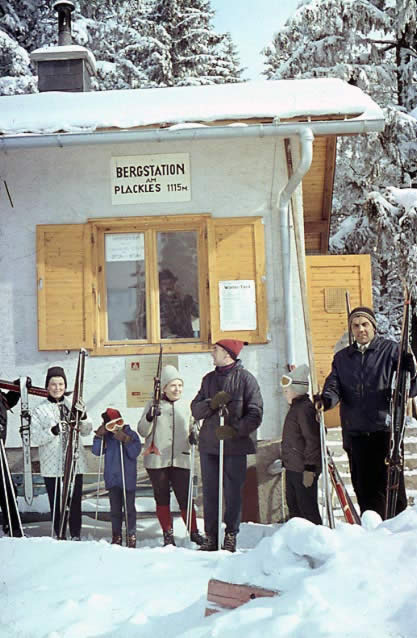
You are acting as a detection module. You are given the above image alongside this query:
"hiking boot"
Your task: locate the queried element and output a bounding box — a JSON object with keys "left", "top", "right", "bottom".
{"left": 190, "top": 530, "right": 204, "bottom": 546}
{"left": 127, "top": 534, "right": 136, "bottom": 548}
{"left": 222, "top": 531, "right": 237, "bottom": 553}
{"left": 163, "top": 529, "right": 176, "bottom": 546}
{"left": 199, "top": 534, "right": 218, "bottom": 551}
{"left": 111, "top": 534, "right": 122, "bottom": 546}
{"left": 71, "top": 536, "right": 81, "bottom": 542}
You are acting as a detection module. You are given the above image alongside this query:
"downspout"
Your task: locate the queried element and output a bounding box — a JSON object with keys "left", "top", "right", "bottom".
{"left": 278, "top": 127, "right": 314, "bottom": 371}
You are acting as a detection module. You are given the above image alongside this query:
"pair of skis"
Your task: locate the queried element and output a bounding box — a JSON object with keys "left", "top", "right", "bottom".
{"left": 0, "top": 378, "right": 48, "bottom": 506}
{"left": 385, "top": 287, "right": 413, "bottom": 520}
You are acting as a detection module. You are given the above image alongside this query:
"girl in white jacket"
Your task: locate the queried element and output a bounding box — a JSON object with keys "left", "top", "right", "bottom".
{"left": 138, "top": 365, "right": 203, "bottom": 547}
{"left": 31, "top": 366, "right": 92, "bottom": 539}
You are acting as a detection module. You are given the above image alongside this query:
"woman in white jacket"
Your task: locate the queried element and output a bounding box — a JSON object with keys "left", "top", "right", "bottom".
{"left": 31, "top": 366, "right": 92, "bottom": 540}
{"left": 138, "top": 365, "right": 203, "bottom": 547}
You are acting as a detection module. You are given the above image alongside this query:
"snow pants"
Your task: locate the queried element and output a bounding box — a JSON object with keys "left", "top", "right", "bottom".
{"left": 109, "top": 486, "right": 136, "bottom": 535}
{"left": 44, "top": 474, "right": 83, "bottom": 538}
{"left": 199, "top": 452, "right": 247, "bottom": 537}
{"left": 350, "top": 430, "right": 407, "bottom": 519}
{"left": 285, "top": 469, "right": 322, "bottom": 525}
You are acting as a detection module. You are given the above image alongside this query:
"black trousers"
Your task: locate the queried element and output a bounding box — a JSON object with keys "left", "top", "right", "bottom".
{"left": 147, "top": 466, "right": 190, "bottom": 510}
{"left": 0, "top": 446, "right": 21, "bottom": 534}
{"left": 199, "top": 452, "right": 247, "bottom": 537}
{"left": 285, "top": 469, "right": 322, "bottom": 525}
{"left": 109, "top": 486, "right": 136, "bottom": 536}
{"left": 351, "top": 431, "right": 407, "bottom": 519}
{"left": 44, "top": 474, "right": 83, "bottom": 538}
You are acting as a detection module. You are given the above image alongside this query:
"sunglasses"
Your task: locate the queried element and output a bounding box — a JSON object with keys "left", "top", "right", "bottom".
{"left": 105, "top": 419, "right": 124, "bottom": 432}
{"left": 280, "top": 376, "right": 309, "bottom": 389}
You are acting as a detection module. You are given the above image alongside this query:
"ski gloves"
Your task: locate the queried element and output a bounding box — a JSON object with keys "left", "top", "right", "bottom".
{"left": 210, "top": 391, "right": 231, "bottom": 411}
{"left": 313, "top": 393, "right": 331, "bottom": 412}
{"left": 146, "top": 405, "right": 161, "bottom": 422}
{"left": 302, "top": 470, "right": 315, "bottom": 488}
{"left": 215, "top": 424, "right": 238, "bottom": 441}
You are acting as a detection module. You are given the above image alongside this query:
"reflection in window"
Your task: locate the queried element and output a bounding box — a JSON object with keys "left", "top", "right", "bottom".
{"left": 157, "top": 231, "right": 200, "bottom": 339}
{"left": 105, "top": 233, "right": 146, "bottom": 340}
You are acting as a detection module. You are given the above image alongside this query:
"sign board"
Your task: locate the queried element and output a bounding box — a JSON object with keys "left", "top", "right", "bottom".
{"left": 111, "top": 153, "right": 191, "bottom": 205}
{"left": 125, "top": 354, "right": 179, "bottom": 408}
{"left": 105, "top": 233, "right": 144, "bottom": 262}
{"left": 219, "top": 280, "right": 257, "bottom": 331}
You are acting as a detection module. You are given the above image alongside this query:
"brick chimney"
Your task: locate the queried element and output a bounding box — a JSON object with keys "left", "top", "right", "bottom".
{"left": 31, "top": 1, "right": 96, "bottom": 93}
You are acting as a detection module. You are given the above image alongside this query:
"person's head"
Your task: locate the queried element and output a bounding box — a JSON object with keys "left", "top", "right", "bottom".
{"left": 101, "top": 407, "right": 124, "bottom": 432}
{"left": 159, "top": 269, "right": 177, "bottom": 296}
{"left": 280, "top": 364, "right": 310, "bottom": 405}
{"left": 211, "top": 340, "right": 246, "bottom": 367}
{"left": 348, "top": 307, "right": 377, "bottom": 346}
{"left": 45, "top": 366, "right": 67, "bottom": 400}
{"left": 161, "top": 365, "right": 183, "bottom": 401}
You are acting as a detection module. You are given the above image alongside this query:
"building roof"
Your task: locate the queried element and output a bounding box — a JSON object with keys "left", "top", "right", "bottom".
{"left": 0, "top": 78, "right": 383, "bottom": 136}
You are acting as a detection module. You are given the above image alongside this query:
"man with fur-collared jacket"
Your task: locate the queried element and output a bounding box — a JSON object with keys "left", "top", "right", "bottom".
{"left": 191, "top": 340, "right": 263, "bottom": 553}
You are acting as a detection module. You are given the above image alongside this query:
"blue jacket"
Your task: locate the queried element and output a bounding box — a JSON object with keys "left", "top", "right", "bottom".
{"left": 92, "top": 425, "right": 141, "bottom": 491}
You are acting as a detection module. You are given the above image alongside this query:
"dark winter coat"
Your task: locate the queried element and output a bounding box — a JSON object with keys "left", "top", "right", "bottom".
{"left": 322, "top": 336, "right": 417, "bottom": 436}
{"left": 92, "top": 425, "right": 141, "bottom": 491}
{"left": 281, "top": 394, "right": 322, "bottom": 473}
{"left": 0, "top": 390, "right": 20, "bottom": 442}
{"left": 191, "top": 359, "right": 263, "bottom": 455}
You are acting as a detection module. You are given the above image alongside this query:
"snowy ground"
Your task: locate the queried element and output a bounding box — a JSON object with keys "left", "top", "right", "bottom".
{"left": 3, "top": 502, "right": 417, "bottom": 638}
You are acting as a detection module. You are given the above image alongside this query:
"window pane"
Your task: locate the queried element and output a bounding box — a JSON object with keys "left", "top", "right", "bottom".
{"left": 157, "top": 231, "right": 200, "bottom": 339}
{"left": 105, "top": 233, "right": 146, "bottom": 340}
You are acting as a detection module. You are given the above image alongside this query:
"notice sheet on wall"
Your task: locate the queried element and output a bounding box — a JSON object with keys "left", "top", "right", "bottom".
{"left": 125, "top": 354, "right": 179, "bottom": 408}
{"left": 219, "top": 280, "right": 257, "bottom": 331}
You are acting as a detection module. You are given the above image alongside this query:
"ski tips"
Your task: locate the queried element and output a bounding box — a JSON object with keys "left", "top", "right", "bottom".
{"left": 143, "top": 442, "right": 161, "bottom": 456}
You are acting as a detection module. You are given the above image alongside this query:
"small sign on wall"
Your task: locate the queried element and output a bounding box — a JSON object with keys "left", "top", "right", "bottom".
{"left": 126, "top": 354, "right": 179, "bottom": 408}
{"left": 219, "top": 280, "right": 257, "bottom": 331}
{"left": 111, "top": 153, "right": 191, "bottom": 205}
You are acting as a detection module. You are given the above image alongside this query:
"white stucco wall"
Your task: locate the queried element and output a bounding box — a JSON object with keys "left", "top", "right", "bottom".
{"left": 0, "top": 134, "right": 308, "bottom": 447}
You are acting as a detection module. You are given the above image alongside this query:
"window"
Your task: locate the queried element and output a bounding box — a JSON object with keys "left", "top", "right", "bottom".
{"left": 36, "top": 214, "right": 267, "bottom": 355}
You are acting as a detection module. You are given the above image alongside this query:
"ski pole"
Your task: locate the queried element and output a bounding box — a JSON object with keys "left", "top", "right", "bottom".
{"left": 120, "top": 441, "right": 129, "bottom": 541}
{"left": 0, "top": 439, "right": 24, "bottom": 537}
{"left": 217, "top": 406, "right": 225, "bottom": 551}
{"left": 93, "top": 437, "right": 104, "bottom": 537}
{"left": 186, "top": 441, "right": 196, "bottom": 536}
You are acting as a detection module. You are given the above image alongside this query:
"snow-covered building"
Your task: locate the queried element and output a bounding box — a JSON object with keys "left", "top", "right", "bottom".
{"left": 0, "top": 32, "right": 384, "bottom": 517}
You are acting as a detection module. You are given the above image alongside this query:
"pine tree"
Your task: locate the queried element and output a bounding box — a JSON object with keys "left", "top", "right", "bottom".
{"left": 262, "top": 0, "right": 417, "bottom": 332}
{"left": 149, "top": 0, "right": 242, "bottom": 86}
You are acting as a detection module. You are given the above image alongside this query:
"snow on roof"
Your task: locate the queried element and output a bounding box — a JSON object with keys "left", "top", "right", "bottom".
{"left": 0, "top": 78, "right": 383, "bottom": 136}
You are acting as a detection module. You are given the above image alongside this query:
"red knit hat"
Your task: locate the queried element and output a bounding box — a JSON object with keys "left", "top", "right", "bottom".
{"left": 215, "top": 339, "right": 247, "bottom": 360}
{"left": 101, "top": 408, "right": 124, "bottom": 430}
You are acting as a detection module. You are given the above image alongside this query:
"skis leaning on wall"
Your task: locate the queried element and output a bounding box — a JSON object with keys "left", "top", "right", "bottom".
{"left": 385, "top": 286, "right": 413, "bottom": 520}
{"left": 19, "top": 376, "right": 33, "bottom": 506}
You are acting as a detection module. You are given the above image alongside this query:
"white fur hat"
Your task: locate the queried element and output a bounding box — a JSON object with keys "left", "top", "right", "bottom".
{"left": 161, "top": 365, "right": 183, "bottom": 389}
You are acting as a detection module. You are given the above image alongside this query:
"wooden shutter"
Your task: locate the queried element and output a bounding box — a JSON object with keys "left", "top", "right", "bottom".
{"left": 306, "top": 254, "right": 373, "bottom": 426}
{"left": 207, "top": 217, "right": 267, "bottom": 344}
{"left": 37, "top": 224, "right": 93, "bottom": 350}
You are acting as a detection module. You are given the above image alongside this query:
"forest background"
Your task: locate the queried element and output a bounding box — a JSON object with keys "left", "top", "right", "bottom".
{"left": 1, "top": 0, "right": 416, "bottom": 342}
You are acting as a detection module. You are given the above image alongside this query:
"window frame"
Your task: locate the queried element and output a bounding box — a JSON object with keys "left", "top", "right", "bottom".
{"left": 90, "top": 214, "right": 210, "bottom": 355}
{"left": 36, "top": 214, "right": 267, "bottom": 356}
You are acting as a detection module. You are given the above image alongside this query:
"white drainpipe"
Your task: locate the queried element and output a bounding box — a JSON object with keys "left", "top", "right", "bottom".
{"left": 279, "top": 127, "right": 314, "bottom": 370}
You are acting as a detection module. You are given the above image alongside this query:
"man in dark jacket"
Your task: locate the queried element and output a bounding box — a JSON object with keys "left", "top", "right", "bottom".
{"left": 0, "top": 384, "right": 22, "bottom": 536}
{"left": 281, "top": 364, "right": 322, "bottom": 525}
{"left": 191, "top": 339, "right": 263, "bottom": 552}
{"left": 317, "top": 306, "right": 417, "bottom": 519}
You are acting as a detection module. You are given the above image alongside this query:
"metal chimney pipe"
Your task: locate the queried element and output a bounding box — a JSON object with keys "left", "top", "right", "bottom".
{"left": 53, "top": 0, "right": 75, "bottom": 46}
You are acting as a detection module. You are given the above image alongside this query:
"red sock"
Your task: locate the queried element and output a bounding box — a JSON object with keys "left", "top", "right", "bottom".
{"left": 156, "top": 505, "right": 172, "bottom": 531}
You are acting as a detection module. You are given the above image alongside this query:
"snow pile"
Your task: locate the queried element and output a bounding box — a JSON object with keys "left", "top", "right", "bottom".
{"left": 0, "top": 78, "right": 383, "bottom": 135}
{"left": 3, "top": 507, "right": 417, "bottom": 637}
